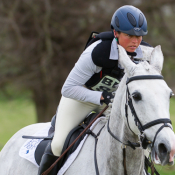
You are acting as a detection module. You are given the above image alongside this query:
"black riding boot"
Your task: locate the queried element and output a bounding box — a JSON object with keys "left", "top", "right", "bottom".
{"left": 38, "top": 142, "right": 59, "bottom": 175}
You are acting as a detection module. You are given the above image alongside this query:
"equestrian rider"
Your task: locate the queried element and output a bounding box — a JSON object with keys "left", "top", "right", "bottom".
{"left": 38, "top": 5, "right": 150, "bottom": 175}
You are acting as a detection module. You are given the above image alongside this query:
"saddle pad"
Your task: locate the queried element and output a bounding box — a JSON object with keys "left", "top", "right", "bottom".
{"left": 19, "top": 123, "right": 51, "bottom": 167}
{"left": 19, "top": 117, "right": 105, "bottom": 175}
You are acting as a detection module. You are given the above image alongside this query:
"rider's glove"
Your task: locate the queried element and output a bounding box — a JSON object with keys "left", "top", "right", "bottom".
{"left": 100, "top": 91, "right": 114, "bottom": 105}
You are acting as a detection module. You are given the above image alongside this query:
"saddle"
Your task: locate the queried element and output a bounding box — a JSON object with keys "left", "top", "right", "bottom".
{"left": 23, "top": 112, "right": 100, "bottom": 172}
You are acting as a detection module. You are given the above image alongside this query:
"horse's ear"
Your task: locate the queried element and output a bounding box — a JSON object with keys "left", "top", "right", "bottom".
{"left": 150, "top": 45, "right": 164, "bottom": 73}
{"left": 118, "top": 45, "right": 136, "bottom": 76}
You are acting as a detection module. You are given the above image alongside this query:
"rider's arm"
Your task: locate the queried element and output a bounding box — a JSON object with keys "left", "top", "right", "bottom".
{"left": 61, "top": 40, "right": 103, "bottom": 105}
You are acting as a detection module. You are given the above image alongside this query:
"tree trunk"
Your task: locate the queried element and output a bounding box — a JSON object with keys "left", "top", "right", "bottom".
{"left": 32, "top": 84, "right": 61, "bottom": 123}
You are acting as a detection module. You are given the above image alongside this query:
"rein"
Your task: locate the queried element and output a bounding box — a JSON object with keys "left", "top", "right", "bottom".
{"left": 42, "top": 106, "right": 108, "bottom": 175}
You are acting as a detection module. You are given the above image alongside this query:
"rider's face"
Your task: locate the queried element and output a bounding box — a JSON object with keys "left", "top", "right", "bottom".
{"left": 114, "top": 31, "right": 142, "bottom": 52}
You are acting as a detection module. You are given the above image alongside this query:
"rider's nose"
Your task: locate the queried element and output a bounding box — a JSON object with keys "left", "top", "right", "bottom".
{"left": 131, "top": 37, "right": 138, "bottom": 43}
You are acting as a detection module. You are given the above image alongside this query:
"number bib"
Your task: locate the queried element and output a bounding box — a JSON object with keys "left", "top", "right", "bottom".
{"left": 90, "top": 75, "right": 120, "bottom": 92}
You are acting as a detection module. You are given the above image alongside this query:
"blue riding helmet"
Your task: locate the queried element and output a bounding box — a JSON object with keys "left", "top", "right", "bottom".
{"left": 111, "top": 5, "right": 148, "bottom": 36}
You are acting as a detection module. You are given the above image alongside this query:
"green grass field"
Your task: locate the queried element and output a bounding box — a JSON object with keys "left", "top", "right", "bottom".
{"left": 0, "top": 96, "right": 175, "bottom": 175}
{"left": 0, "top": 97, "right": 36, "bottom": 150}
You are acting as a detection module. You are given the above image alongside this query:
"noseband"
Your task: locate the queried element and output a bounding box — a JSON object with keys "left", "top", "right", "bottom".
{"left": 108, "top": 75, "right": 172, "bottom": 149}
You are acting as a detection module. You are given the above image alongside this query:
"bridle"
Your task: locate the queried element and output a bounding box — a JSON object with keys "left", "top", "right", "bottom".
{"left": 108, "top": 75, "right": 172, "bottom": 149}
{"left": 125, "top": 75, "right": 172, "bottom": 149}
{"left": 105, "top": 75, "right": 172, "bottom": 175}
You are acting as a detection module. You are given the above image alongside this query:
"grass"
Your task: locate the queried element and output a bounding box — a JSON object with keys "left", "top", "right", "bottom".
{"left": 0, "top": 95, "right": 175, "bottom": 175}
{"left": 0, "top": 97, "right": 36, "bottom": 150}
{"left": 155, "top": 166, "right": 175, "bottom": 175}
{"left": 170, "top": 97, "right": 175, "bottom": 122}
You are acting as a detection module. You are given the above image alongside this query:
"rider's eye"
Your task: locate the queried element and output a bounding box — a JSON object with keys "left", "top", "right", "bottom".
{"left": 125, "top": 34, "right": 131, "bottom": 37}
{"left": 132, "top": 92, "right": 142, "bottom": 101}
{"left": 170, "top": 92, "right": 174, "bottom": 98}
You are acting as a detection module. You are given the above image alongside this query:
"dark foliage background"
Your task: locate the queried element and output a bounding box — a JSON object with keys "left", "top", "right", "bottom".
{"left": 0, "top": 0, "right": 175, "bottom": 122}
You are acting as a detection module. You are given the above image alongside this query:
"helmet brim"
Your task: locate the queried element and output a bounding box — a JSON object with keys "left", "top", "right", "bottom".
{"left": 116, "top": 28, "right": 148, "bottom": 36}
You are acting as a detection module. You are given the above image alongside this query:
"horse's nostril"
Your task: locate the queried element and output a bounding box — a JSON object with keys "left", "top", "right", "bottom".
{"left": 158, "top": 143, "right": 167, "bottom": 154}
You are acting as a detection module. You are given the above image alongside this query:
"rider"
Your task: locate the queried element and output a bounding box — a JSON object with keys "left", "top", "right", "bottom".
{"left": 38, "top": 5, "right": 150, "bottom": 175}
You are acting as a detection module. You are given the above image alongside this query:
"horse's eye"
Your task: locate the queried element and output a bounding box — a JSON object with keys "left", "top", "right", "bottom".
{"left": 170, "top": 92, "right": 174, "bottom": 98}
{"left": 132, "top": 92, "right": 142, "bottom": 101}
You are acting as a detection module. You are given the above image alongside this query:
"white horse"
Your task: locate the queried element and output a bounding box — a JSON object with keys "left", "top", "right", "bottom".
{"left": 1, "top": 45, "right": 175, "bottom": 175}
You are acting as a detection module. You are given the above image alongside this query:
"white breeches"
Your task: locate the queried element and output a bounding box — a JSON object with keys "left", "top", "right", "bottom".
{"left": 51, "top": 96, "right": 107, "bottom": 156}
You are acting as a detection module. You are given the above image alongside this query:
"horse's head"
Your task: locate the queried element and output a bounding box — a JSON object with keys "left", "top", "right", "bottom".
{"left": 117, "top": 45, "right": 175, "bottom": 166}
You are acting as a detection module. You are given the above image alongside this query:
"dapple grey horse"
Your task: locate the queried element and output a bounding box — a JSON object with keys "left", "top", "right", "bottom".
{"left": 0, "top": 45, "right": 175, "bottom": 175}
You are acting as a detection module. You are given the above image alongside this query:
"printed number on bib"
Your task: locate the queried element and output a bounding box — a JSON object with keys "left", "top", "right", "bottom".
{"left": 91, "top": 75, "right": 120, "bottom": 92}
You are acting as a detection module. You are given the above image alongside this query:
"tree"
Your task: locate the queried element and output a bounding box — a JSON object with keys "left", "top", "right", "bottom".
{"left": 137, "top": 0, "right": 175, "bottom": 89}
{"left": 0, "top": 0, "right": 119, "bottom": 122}
{"left": 0, "top": 0, "right": 175, "bottom": 122}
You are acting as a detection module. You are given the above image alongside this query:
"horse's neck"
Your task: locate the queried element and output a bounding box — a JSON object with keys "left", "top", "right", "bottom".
{"left": 109, "top": 75, "right": 139, "bottom": 142}
{"left": 97, "top": 76, "right": 144, "bottom": 175}
{"left": 109, "top": 75, "right": 131, "bottom": 142}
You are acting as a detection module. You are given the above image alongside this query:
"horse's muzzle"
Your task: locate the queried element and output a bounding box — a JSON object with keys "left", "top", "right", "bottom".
{"left": 152, "top": 137, "right": 175, "bottom": 166}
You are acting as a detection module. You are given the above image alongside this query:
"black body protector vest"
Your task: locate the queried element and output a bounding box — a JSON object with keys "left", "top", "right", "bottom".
{"left": 84, "top": 31, "right": 152, "bottom": 92}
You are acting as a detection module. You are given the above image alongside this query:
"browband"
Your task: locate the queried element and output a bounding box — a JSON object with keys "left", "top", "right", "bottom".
{"left": 126, "top": 75, "right": 164, "bottom": 85}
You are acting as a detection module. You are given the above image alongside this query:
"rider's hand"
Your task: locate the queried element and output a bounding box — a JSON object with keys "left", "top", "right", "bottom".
{"left": 100, "top": 91, "right": 114, "bottom": 105}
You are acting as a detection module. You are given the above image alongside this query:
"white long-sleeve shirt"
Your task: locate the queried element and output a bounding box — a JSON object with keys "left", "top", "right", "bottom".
{"left": 61, "top": 38, "right": 144, "bottom": 105}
